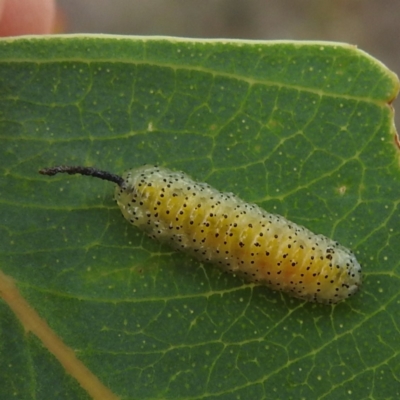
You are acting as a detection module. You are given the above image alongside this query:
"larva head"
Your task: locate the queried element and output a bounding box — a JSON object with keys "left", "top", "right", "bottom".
{"left": 303, "top": 239, "right": 362, "bottom": 304}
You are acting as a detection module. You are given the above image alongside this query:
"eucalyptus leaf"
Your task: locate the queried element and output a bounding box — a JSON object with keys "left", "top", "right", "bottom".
{"left": 0, "top": 35, "right": 399, "bottom": 400}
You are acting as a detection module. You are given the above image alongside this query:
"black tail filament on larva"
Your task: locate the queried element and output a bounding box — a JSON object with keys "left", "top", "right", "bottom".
{"left": 39, "top": 166, "right": 125, "bottom": 187}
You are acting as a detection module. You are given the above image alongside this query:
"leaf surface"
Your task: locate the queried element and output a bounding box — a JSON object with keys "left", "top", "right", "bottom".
{"left": 0, "top": 35, "right": 399, "bottom": 400}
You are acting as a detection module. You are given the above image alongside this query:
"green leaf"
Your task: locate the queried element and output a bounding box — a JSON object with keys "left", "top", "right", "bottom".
{"left": 1, "top": 35, "right": 399, "bottom": 400}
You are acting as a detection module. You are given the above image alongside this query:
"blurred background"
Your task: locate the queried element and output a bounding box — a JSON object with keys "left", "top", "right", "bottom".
{"left": 57, "top": 0, "right": 399, "bottom": 69}
{"left": 57, "top": 0, "right": 400, "bottom": 128}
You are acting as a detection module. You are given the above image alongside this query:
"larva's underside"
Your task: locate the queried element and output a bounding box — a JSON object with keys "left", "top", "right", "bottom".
{"left": 116, "top": 165, "right": 362, "bottom": 304}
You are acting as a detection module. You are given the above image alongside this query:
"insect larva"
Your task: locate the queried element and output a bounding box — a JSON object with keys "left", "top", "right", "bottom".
{"left": 39, "top": 165, "right": 362, "bottom": 304}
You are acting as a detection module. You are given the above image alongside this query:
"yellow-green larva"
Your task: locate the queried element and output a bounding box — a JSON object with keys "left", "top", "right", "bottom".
{"left": 39, "top": 165, "right": 362, "bottom": 304}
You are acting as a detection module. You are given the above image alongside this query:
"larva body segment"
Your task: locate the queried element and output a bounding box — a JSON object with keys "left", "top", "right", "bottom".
{"left": 115, "top": 165, "right": 362, "bottom": 304}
